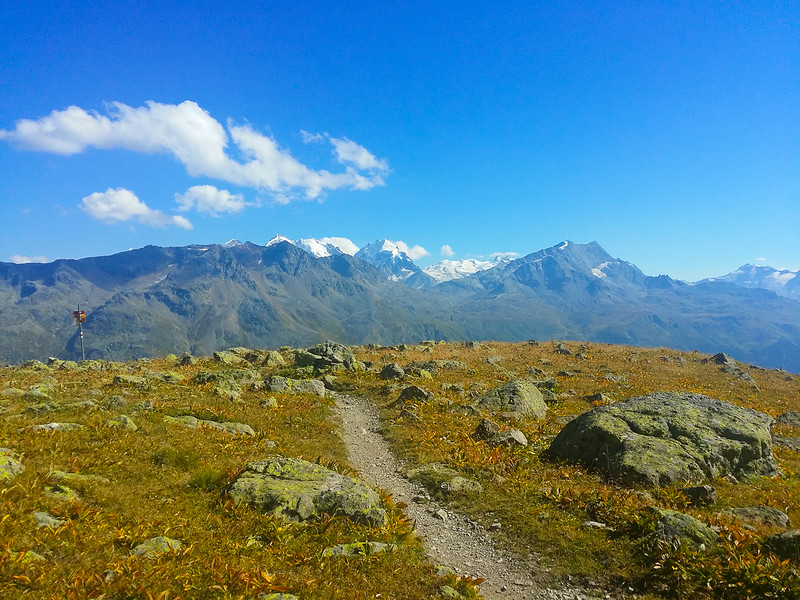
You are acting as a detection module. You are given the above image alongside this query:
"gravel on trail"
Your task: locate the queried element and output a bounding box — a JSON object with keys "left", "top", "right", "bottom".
{"left": 333, "top": 393, "right": 637, "bottom": 600}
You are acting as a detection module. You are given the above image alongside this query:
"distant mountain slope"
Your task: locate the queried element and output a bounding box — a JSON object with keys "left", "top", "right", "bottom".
{"left": 0, "top": 242, "right": 460, "bottom": 363}
{"left": 701, "top": 264, "right": 800, "bottom": 301}
{"left": 2, "top": 239, "right": 799, "bottom": 372}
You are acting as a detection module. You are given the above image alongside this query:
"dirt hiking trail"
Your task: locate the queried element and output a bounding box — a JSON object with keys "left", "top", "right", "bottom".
{"left": 333, "top": 393, "right": 635, "bottom": 600}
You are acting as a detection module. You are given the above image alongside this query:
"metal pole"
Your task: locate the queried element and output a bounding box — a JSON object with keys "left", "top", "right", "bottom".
{"left": 78, "top": 304, "right": 85, "bottom": 361}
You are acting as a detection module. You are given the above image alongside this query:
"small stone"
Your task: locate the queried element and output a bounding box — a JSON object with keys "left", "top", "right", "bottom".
{"left": 107, "top": 415, "right": 138, "bottom": 431}
{"left": 33, "top": 511, "right": 65, "bottom": 529}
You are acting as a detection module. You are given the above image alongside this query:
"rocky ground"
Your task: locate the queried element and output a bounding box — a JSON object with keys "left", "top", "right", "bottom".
{"left": 334, "top": 392, "right": 635, "bottom": 600}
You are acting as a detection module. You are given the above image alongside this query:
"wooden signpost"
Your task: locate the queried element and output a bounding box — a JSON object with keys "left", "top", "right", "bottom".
{"left": 72, "top": 305, "right": 86, "bottom": 361}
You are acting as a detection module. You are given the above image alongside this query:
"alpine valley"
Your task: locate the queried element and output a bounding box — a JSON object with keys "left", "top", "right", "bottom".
{"left": 2, "top": 238, "right": 799, "bottom": 372}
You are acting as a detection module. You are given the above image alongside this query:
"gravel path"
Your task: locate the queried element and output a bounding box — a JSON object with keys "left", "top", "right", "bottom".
{"left": 333, "top": 393, "right": 624, "bottom": 600}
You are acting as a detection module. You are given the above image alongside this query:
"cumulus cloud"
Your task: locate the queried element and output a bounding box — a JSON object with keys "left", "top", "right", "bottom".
{"left": 440, "top": 244, "right": 455, "bottom": 257}
{"left": 80, "top": 187, "right": 192, "bottom": 229}
{"left": 396, "top": 241, "right": 429, "bottom": 260}
{"left": 175, "top": 185, "right": 248, "bottom": 215}
{"left": 9, "top": 255, "right": 48, "bottom": 264}
{"left": 1, "top": 101, "right": 390, "bottom": 201}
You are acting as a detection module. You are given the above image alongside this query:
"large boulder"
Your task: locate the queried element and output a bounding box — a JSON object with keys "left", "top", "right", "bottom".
{"left": 543, "top": 392, "right": 780, "bottom": 486}
{"left": 228, "top": 456, "right": 386, "bottom": 526}
{"left": 475, "top": 379, "right": 547, "bottom": 420}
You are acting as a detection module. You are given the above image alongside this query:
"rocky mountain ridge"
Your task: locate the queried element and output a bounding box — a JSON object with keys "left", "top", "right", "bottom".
{"left": 1, "top": 239, "right": 799, "bottom": 371}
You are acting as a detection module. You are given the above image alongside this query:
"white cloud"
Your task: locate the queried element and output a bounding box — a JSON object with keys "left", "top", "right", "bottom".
{"left": 755, "top": 257, "right": 767, "bottom": 263}
{"left": 80, "top": 187, "right": 193, "bottom": 229}
{"left": 1, "top": 101, "right": 390, "bottom": 202}
{"left": 175, "top": 185, "right": 248, "bottom": 215}
{"left": 318, "top": 237, "right": 360, "bottom": 255}
{"left": 440, "top": 244, "right": 455, "bottom": 257}
{"left": 395, "top": 241, "right": 429, "bottom": 260}
{"left": 9, "top": 255, "right": 48, "bottom": 264}
{"left": 300, "top": 130, "right": 325, "bottom": 143}
{"left": 330, "top": 136, "right": 390, "bottom": 173}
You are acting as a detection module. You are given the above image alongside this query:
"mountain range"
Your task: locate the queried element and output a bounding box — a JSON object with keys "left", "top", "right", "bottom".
{"left": 1, "top": 238, "right": 799, "bottom": 372}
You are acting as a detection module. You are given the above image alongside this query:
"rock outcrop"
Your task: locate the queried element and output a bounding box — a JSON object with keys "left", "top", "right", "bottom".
{"left": 227, "top": 456, "right": 386, "bottom": 526}
{"left": 543, "top": 392, "right": 780, "bottom": 486}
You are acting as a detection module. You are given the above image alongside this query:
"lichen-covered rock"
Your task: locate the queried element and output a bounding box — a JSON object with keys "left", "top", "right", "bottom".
{"left": 228, "top": 456, "right": 386, "bottom": 526}
{"left": 476, "top": 379, "right": 547, "bottom": 420}
{"left": 260, "top": 594, "right": 299, "bottom": 600}
{"left": 406, "top": 463, "right": 483, "bottom": 498}
{"left": 164, "top": 415, "right": 254, "bottom": 436}
{"left": 543, "top": 392, "right": 780, "bottom": 486}
{"left": 1, "top": 387, "right": 25, "bottom": 398}
{"left": 488, "top": 429, "right": 528, "bottom": 448}
{"left": 321, "top": 541, "right": 396, "bottom": 557}
{"left": 112, "top": 374, "right": 148, "bottom": 388}
{"left": 721, "top": 506, "right": 790, "bottom": 528}
{"left": 45, "top": 483, "right": 80, "bottom": 501}
{"left": 131, "top": 536, "right": 182, "bottom": 558}
{"left": 652, "top": 508, "right": 717, "bottom": 549}
{"left": 33, "top": 511, "right": 65, "bottom": 529}
{"left": 764, "top": 530, "right": 800, "bottom": 560}
{"left": 107, "top": 415, "right": 138, "bottom": 431}
{"left": 213, "top": 350, "right": 249, "bottom": 366}
{"left": 0, "top": 448, "right": 23, "bottom": 482}
{"left": 28, "top": 422, "right": 87, "bottom": 432}
{"left": 266, "top": 376, "right": 325, "bottom": 397}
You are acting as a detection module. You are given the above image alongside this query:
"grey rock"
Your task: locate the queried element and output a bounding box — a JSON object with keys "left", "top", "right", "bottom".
{"left": 390, "top": 385, "right": 434, "bottom": 406}
{"left": 764, "top": 530, "right": 800, "bottom": 560}
{"left": 543, "top": 392, "right": 780, "bottom": 486}
{"left": 164, "top": 415, "right": 254, "bottom": 436}
{"left": 266, "top": 376, "right": 325, "bottom": 397}
{"left": 681, "top": 485, "right": 717, "bottom": 506}
{"left": 488, "top": 429, "right": 529, "bottom": 448}
{"left": 554, "top": 343, "right": 572, "bottom": 355}
{"left": 777, "top": 411, "right": 800, "bottom": 427}
{"left": 322, "top": 541, "right": 395, "bottom": 557}
{"left": 722, "top": 506, "right": 790, "bottom": 528}
{"left": 407, "top": 463, "right": 483, "bottom": 498}
{"left": 0, "top": 448, "right": 23, "bottom": 482}
{"left": 28, "top": 422, "right": 87, "bottom": 432}
{"left": 379, "top": 362, "right": 406, "bottom": 380}
{"left": 33, "top": 511, "right": 65, "bottom": 529}
{"left": 652, "top": 508, "right": 717, "bottom": 550}
{"left": 476, "top": 379, "right": 547, "bottom": 420}
{"left": 228, "top": 456, "right": 387, "bottom": 526}
{"left": 472, "top": 418, "right": 500, "bottom": 441}
{"left": 107, "top": 415, "right": 138, "bottom": 431}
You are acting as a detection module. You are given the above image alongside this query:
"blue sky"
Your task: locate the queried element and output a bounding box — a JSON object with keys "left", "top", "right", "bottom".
{"left": 1, "top": 1, "right": 797, "bottom": 281}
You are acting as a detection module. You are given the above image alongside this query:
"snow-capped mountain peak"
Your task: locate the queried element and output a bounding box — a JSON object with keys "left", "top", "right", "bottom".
{"left": 355, "top": 239, "right": 422, "bottom": 280}
{"left": 265, "top": 235, "right": 360, "bottom": 258}
{"left": 702, "top": 264, "right": 800, "bottom": 300}
{"left": 423, "top": 255, "right": 513, "bottom": 283}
